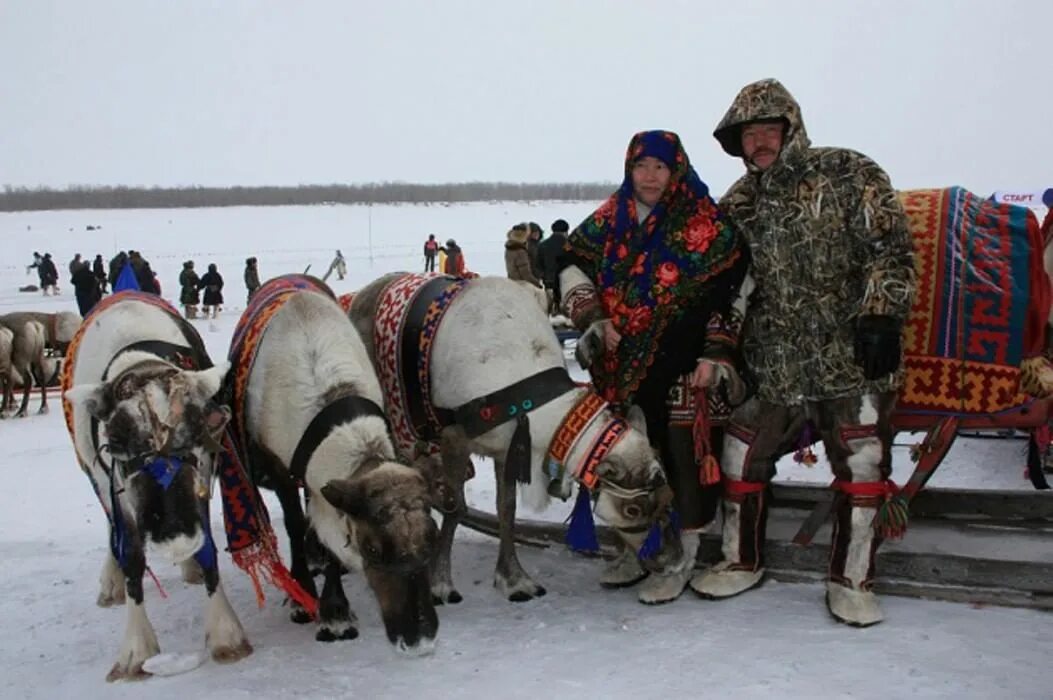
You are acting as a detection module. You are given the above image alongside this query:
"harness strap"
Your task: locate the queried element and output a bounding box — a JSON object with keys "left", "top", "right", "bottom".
{"left": 90, "top": 339, "right": 207, "bottom": 459}
{"left": 724, "top": 478, "right": 767, "bottom": 501}
{"left": 831, "top": 478, "right": 900, "bottom": 505}
{"left": 576, "top": 417, "right": 629, "bottom": 489}
{"left": 544, "top": 391, "right": 605, "bottom": 482}
{"left": 453, "top": 366, "right": 577, "bottom": 439}
{"left": 399, "top": 275, "right": 465, "bottom": 438}
{"left": 288, "top": 394, "right": 389, "bottom": 484}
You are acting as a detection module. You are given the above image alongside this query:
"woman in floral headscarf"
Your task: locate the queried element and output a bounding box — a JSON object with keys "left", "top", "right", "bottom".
{"left": 559, "top": 130, "right": 749, "bottom": 604}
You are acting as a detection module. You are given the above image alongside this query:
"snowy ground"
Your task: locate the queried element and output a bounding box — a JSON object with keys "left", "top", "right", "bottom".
{"left": 1, "top": 203, "right": 1051, "bottom": 699}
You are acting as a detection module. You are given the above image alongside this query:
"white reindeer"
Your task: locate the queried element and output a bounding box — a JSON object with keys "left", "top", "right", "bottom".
{"left": 232, "top": 279, "right": 439, "bottom": 653}
{"left": 349, "top": 273, "right": 682, "bottom": 604}
{"left": 62, "top": 296, "right": 251, "bottom": 681}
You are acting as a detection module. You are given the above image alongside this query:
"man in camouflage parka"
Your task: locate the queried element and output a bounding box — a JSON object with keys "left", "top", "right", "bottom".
{"left": 689, "top": 79, "right": 915, "bottom": 626}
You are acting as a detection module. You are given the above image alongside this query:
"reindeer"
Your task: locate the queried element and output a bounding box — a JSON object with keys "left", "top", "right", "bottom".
{"left": 0, "top": 325, "right": 13, "bottom": 415}
{"left": 228, "top": 276, "right": 438, "bottom": 653}
{"left": 348, "top": 273, "right": 681, "bottom": 604}
{"left": 0, "top": 316, "right": 57, "bottom": 417}
{"left": 61, "top": 293, "right": 251, "bottom": 681}
{"left": 0, "top": 310, "right": 81, "bottom": 355}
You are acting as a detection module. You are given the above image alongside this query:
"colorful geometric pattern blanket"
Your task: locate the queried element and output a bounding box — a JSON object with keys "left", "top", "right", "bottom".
{"left": 372, "top": 272, "right": 469, "bottom": 460}
{"left": 897, "top": 187, "right": 1050, "bottom": 415}
{"left": 224, "top": 274, "right": 336, "bottom": 615}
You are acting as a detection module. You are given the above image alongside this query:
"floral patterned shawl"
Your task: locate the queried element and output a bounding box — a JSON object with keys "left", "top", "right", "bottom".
{"left": 566, "top": 130, "right": 743, "bottom": 405}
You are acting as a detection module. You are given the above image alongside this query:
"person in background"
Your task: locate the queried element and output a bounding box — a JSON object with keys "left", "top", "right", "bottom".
{"left": 200, "top": 263, "right": 224, "bottom": 319}
{"left": 557, "top": 129, "right": 748, "bottom": 604}
{"left": 129, "top": 250, "right": 160, "bottom": 294}
{"left": 537, "top": 218, "right": 570, "bottom": 315}
{"left": 691, "top": 78, "right": 915, "bottom": 627}
{"left": 71, "top": 261, "right": 102, "bottom": 316}
{"left": 325, "top": 249, "right": 347, "bottom": 282}
{"left": 424, "top": 234, "right": 440, "bottom": 272}
{"left": 443, "top": 239, "right": 466, "bottom": 276}
{"left": 68, "top": 253, "right": 85, "bottom": 276}
{"left": 92, "top": 254, "right": 108, "bottom": 294}
{"left": 108, "top": 251, "right": 128, "bottom": 291}
{"left": 526, "top": 222, "right": 544, "bottom": 281}
{"left": 39, "top": 253, "right": 60, "bottom": 295}
{"left": 505, "top": 223, "right": 542, "bottom": 287}
{"left": 26, "top": 251, "right": 43, "bottom": 276}
{"left": 179, "top": 260, "right": 201, "bottom": 318}
{"left": 244, "top": 257, "right": 261, "bottom": 302}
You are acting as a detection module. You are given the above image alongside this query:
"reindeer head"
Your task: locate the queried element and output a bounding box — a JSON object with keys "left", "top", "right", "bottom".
{"left": 322, "top": 461, "right": 439, "bottom": 655}
{"left": 65, "top": 361, "right": 231, "bottom": 562}
{"left": 588, "top": 408, "right": 684, "bottom": 573}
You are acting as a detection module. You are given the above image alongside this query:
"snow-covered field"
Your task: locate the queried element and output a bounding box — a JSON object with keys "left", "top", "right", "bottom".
{"left": 1, "top": 203, "right": 1050, "bottom": 699}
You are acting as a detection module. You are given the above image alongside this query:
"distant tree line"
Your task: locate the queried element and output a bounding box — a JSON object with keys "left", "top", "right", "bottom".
{"left": 0, "top": 182, "right": 616, "bottom": 212}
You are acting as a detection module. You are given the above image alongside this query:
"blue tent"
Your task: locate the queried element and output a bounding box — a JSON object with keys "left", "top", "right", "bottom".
{"left": 113, "top": 261, "right": 140, "bottom": 292}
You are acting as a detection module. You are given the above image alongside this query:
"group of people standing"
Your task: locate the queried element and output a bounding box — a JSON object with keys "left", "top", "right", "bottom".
{"left": 179, "top": 260, "right": 227, "bottom": 319}
{"left": 28, "top": 250, "right": 160, "bottom": 316}
{"left": 423, "top": 234, "right": 467, "bottom": 276}
{"left": 554, "top": 78, "right": 916, "bottom": 627}
{"left": 503, "top": 219, "right": 569, "bottom": 315}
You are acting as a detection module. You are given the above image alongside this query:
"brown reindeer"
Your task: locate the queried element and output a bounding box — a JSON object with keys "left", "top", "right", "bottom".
{"left": 0, "top": 317, "right": 57, "bottom": 417}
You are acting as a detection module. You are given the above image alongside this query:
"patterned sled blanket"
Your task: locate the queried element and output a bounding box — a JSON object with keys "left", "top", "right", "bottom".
{"left": 898, "top": 187, "right": 1050, "bottom": 415}
{"left": 224, "top": 274, "right": 335, "bottom": 615}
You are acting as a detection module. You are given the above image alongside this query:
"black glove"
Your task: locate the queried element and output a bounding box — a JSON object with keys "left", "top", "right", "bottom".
{"left": 853, "top": 315, "right": 902, "bottom": 381}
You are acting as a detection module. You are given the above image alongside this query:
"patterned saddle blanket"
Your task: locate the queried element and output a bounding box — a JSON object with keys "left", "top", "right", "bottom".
{"left": 897, "top": 187, "right": 1049, "bottom": 416}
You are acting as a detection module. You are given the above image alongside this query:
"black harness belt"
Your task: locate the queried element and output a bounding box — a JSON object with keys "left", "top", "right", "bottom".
{"left": 450, "top": 366, "right": 579, "bottom": 484}
{"left": 288, "top": 394, "right": 389, "bottom": 484}
{"left": 399, "top": 275, "right": 460, "bottom": 440}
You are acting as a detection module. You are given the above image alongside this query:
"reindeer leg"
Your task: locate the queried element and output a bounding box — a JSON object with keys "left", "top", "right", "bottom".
{"left": 315, "top": 553, "right": 359, "bottom": 642}
{"left": 431, "top": 436, "right": 470, "bottom": 604}
{"left": 15, "top": 366, "right": 31, "bottom": 418}
{"left": 106, "top": 541, "right": 159, "bottom": 682}
{"left": 97, "top": 551, "right": 126, "bottom": 607}
{"left": 249, "top": 441, "right": 319, "bottom": 623}
{"left": 273, "top": 483, "right": 319, "bottom": 623}
{"left": 0, "top": 375, "right": 9, "bottom": 417}
{"left": 200, "top": 550, "right": 253, "bottom": 663}
{"left": 431, "top": 502, "right": 465, "bottom": 605}
{"left": 493, "top": 457, "right": 546, "bottom": 601}
{"left": 180, "top": 558, "right": 205, "bottom": 585}
{"left": 34, "top": 363, "right": 49, "bottom": 415}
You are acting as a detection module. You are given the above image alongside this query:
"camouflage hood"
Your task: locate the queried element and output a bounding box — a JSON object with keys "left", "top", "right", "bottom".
{"left": 713, "top": 79, "right": 811, "bottom": 170}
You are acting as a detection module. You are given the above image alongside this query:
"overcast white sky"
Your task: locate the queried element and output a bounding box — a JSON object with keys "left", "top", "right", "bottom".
{"left": 2, "top": 0, "right": 1050, "bottom": 196}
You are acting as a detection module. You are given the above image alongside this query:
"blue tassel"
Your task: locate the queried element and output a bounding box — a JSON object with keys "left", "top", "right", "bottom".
{"left": 638, "top": 509, "right": 680, "bottom": 561}
{"left": 565, "top": 486, "right": 600, "bottom": 553}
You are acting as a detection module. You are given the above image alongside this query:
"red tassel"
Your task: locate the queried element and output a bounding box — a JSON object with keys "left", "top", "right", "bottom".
{"left": 145, "top": 566, "right": 168, "bottom": 599}
{"left": 692, "top": 388, "right": 722, "bottom": 485}
{"left": 232, "top": 532, "right": 318, "bottom": 618}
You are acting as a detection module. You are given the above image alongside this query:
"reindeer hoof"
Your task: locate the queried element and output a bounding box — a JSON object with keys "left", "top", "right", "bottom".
{"left": 211, "top": 639, "right": 253, "bottom": 663}
{"left": 106, "top": 663, "right": 150, "bottom": 683}
{"left": 289, "top": 606, "right": 313, "bottom": 625}
{"left": 432, "top": 589, "right": 463, "bottom": 605}
{"left": 316, "top": 625, "right": 359, "bottom": 642}
{"left": 38, "top": 405, "right": 49, "bottom": 415}
{"left": 507, "top": 584, "right": 547, "bottom": 603}
{"left": 431, "top": 582, "right": 463, "bottom": 605}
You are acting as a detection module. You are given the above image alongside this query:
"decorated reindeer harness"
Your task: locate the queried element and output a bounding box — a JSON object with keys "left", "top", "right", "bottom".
{"left": 61, "top": 291, "right": 222, "bottom": 574}
{"left": 227, "top": 275, "right": 390, "bottom": 488}
{"left": 366, "top": 272, "right": 632, "bottom": 491}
